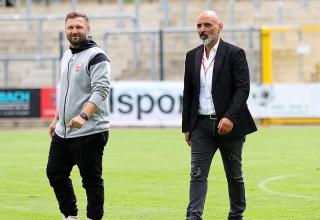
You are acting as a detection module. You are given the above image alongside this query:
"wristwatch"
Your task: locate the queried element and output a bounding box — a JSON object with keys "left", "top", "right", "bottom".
{"left": 80, "top": 112, "right": 89, "bottom": 121}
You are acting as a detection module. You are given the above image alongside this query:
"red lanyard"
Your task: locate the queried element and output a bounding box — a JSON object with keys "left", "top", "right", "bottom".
{"left": 202, "top": 50, "right": 215, "bottom": 75}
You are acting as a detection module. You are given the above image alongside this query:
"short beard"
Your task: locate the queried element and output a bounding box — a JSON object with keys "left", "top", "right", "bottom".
{"left": 201, "top": 36, "right": 213, "bottom": 46}
{"left": 67, "top": 35, "right": 86, "bottom": 48}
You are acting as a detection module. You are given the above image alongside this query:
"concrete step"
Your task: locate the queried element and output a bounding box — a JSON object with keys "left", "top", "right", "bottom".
{"left": 0, "top": 118, "right": 51, "bottom": 129}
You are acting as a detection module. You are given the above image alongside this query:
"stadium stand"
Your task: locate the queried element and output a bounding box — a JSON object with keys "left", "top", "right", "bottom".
{"left": 1, "top": 0, "right": 320, "bottom": 87}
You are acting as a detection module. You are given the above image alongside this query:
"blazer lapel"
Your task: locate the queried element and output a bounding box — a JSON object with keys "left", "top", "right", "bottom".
{"left": 195, "top": 46, "right": 203, "bottom": 94}
{"left": 212, "top": 39, "right": 226, "bottom": 88}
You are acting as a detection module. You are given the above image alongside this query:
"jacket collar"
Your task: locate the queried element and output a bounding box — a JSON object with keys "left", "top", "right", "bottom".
{"left": 211, "top": 39, "right": 226, "bottom": 87}
{"left": 194, "top": 46, "right": 203, "bottom": 94}
{"left": 70, "top": 39, "right": 97, "bottom": 54}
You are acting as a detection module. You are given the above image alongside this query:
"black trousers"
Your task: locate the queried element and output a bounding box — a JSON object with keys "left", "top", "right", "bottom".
{"left": 46, "top": 131, "right": 109, "bottom": 220}
{"left": 186, "top": 116, "right": 246, "bottom": 220}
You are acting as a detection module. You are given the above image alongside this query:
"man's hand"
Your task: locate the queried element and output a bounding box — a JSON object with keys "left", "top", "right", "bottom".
{"left": 67, "top": 116, "right": 86, "bottom": 129}
{"left": 48, "top": 119, "right": 57, "bottom": 137}
{"left": 217, "top": 117, "right": 234, "bottom": 135}
{"left": 184, "top": 131, "right": 191, "bottom": 146}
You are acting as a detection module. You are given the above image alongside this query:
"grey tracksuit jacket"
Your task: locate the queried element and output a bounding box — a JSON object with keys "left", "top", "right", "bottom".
{"left": 55, "top": 40, "right": 111, "bottom": 138}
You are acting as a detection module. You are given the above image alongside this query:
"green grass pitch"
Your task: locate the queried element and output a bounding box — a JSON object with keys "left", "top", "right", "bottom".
{"left": 0, "top": 126, "right": 319, "bottom": 220}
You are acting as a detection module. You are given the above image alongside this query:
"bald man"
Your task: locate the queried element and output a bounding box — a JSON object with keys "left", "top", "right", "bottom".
{"left": 182, "top": 11, "right": 257, "bottom": 220}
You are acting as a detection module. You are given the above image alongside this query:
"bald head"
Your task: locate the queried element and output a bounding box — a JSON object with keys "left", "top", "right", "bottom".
{"left": 197, "top": 10, "right": 222, "bottom": 24}
{"left": 196, "top": 10, "right": 223, "bottom": 47}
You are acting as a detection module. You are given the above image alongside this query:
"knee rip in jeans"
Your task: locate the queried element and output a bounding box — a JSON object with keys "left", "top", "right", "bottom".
{"left": 229, "top": 154, "right": 235, "bottom": 161}
{"left": 228, "top": 175, "right": 244, "bottom": 183}
{"left": 191, "top": 139, "right": 202, "bottom": 147}
{"left": 229, "top": 153, "right": 242, "bottom": 162}
{"left": 190, "top": 163, "right": 202, "bottom": 181}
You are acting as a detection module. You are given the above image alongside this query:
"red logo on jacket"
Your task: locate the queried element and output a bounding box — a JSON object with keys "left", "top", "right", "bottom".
{"left": 75, "top": 64, "right": 81, "bottom": 72}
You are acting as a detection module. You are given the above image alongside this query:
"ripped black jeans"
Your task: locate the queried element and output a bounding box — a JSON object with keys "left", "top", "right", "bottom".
{"left": 186, "top": 116, "right": 246, "bottom": 220}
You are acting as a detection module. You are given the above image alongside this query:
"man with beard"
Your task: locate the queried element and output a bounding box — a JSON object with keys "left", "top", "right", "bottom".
{"left": 182, "top": 10, "right": 257, "bottom": 220}
{"left": 46, "top": 12, "right": 110, "bottom": 220}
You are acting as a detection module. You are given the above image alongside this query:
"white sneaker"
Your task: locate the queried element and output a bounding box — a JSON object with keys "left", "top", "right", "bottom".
{"left": 63, "top": 216, "right": 80, "bottom": 220}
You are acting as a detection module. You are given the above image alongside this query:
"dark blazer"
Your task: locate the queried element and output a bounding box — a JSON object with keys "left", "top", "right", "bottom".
{"left": 182, "top": 39, "right": 257, "bottom": 138}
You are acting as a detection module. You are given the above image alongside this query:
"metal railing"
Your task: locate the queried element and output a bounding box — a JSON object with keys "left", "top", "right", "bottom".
{"left": 0, "top": 13, "right": 138, "bottom": 88}
{"left": 161, "top": 0, "right": 309, "bottom": 28}
{"left": 0, "top": 14, "right": 138, "bottom": 57}
{"left": 104, "top": 26, "right": 260, "bottom": 81}
{"left": 0, "top": 55, "right": 59, "bottom": 87}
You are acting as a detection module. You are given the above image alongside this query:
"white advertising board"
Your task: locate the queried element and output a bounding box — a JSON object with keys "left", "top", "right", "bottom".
{"left": 109, "top": 81, "right": 320, "bottom": 126}
{"left": 109, "top": 81, "right": 183, "bottom": 126}
{"left": 248, "top": 83, "right": 320, "bottom": 118}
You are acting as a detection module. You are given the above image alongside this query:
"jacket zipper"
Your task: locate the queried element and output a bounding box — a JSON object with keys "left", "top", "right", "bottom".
{"left": 63, "top": 55, "right": 74, "bottom": 138}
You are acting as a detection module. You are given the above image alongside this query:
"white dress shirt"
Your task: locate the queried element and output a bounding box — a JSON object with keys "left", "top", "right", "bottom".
{"left": 198, "top": 39, "right": 220, "bottom": 115}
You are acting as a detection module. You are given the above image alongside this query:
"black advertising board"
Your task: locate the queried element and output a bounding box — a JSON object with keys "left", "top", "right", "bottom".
{"left": 0, "top": 89, "right": 40, "bottom": 118}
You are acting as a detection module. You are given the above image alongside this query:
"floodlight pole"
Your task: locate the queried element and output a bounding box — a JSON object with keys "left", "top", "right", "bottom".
{"left": 71, "top": 0, "right": 77, "bottom": 12}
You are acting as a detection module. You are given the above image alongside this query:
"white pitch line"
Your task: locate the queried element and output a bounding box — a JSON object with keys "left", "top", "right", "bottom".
{"left": 258, "top": 173, "right": 320, "bottom": 200}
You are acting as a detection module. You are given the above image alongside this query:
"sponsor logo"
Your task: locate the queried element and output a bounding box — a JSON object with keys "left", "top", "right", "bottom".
{"left": 75, "top": 64, "right": 81, "bottom": 72}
